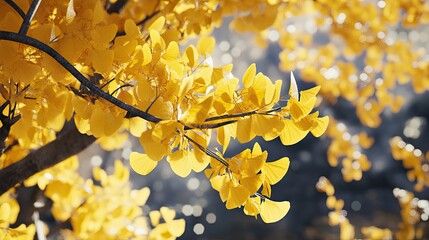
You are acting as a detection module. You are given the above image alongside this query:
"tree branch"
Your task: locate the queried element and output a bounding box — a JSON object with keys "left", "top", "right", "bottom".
{"left": 4, "top": 0, "right": 26, "bottom": 19}
{"left": 0, "top": 120, "right": 96, "bottom": 195}
{"left": 106, "top": 0, "right": 128, "bottom": 14}
{"left": 18, "top": 0, "right": 41, "bottom": 35}
{"left": 0, "top": 31, "right": 162, "bottom": 123}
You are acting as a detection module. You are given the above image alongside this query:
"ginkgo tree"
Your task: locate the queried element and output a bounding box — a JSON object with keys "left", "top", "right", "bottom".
{"left": 0, "top": 0, "right": 329, "bottom": 239}
{"left": 2, "top": 0, "right": 429, "bottom": 239}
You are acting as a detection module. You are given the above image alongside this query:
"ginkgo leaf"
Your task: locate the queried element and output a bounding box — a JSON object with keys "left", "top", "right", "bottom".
{"left": 149, "top": 29, "right": 165, "bottom": 50}
{"left": 263, "top": 157, "right": 290, "bottom": 185}
{"left": 243, "top": 63, "right": 256, "bottom": 88}
{"left": 124, "top": 19, "right": 140, "bottom": 38}
{"left": 243, "top": 197, "right": 261, "bottom": 217}
{"left": 160, "top": 207, "right": 176, "bottom": 222}
{"left": 92, "top": 24, "right": 118, "bottom": 44}
{"left": 162, "top": 41, "right": 180, "bottom": 61}
{"left": 66, "top": 0, "right": 76, "bottom": 24}
{"left": 311, "top": 116, "right": 329, "bottom": 137}
{"left": 167, "top": 150, "right": 193, "bottom": 178}
{"left": 131, "top": 187, "right": 150, "bottom": 206}
{"left": 289, "top": 72, "right": 299, "bottom": 100}
{"left": 197, "top": 36, "right": 215, "bottom": 56}
{"left": 300, "top": 86, "right": 320, "bottom": 103}
{"left": 90, "top": 49, "right": 114, "bottom": 73}
{"left": 225, "top": 185, "right": 249, "bottom": 209}
{"left": 140, "top": 130, "right": 169, "bottom": 161}
{"left": 130, "top": 152, "right": 158, "bottom": 175}
{"left": 260, "top": 199, "right": 290, "bottom": 223}
{"left": 128, "top": 117, "right": 147, "bottom": 137}
{"left": 148, "top": 16, "right": 165, "bottom": 32}
{"left": 142, "top": 43, "right": 152, "bottom": 65}
{"left": 184, "top": 45, "right": 198, "bottom": 68}
{"left": 280, "top": 119, "right": 309, "bottom": 145}
{"left": 167, "top": 219, "right": 186, "bottom": 237}
{"left": 241, "top": 174, "right": 263, "bottom": 194}
{"left": 181, "top": 95, "right": 214, "bottom": 124}
{"left": 149, "top": 211, "right": 161, "bottom": 226}
{"left": 237, "top": 117, "right": 256, "bottom": 143}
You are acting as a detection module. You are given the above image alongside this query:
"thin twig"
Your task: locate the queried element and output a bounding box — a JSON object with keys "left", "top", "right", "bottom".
{"left": 184, "top": 134, "right": 229, "bottom": 167}
{"left": 18, "top": 0, "right": 41, "bottom": 35}
{"left": 4, "top": 0, "right": 26, "bottom": 19}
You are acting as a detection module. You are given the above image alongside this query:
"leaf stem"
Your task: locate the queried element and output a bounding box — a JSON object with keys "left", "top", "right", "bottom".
{"left": 184, "top": 134, "right": 229, "bottom": 167}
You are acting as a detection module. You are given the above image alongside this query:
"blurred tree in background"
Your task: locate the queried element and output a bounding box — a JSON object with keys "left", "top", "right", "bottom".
{"left": 0, "top": 0, "right": 429, "bottom": 239}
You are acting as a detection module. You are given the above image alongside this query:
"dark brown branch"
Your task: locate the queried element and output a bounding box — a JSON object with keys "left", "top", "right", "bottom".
{"left": 0, "top": 120, "right": 96, "bottom": 195}
{"left": 18, "top": 0, "right": 41, "bottom": 35}
{"left": 106, "top": 0, "right": 128, "bottom": 14}
{"left": 4, "top": 0, "right": 26, "bottom": 19}
{"left": 0, "top": 31, "right": 162, "bottom": 123}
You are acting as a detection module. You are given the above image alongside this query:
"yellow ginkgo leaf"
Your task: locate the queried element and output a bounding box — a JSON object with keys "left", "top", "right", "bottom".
{"left": 310, "top": 116, "right": 329, "bottom": 137}
{"left": 183, "top": 45, "right": 198, "bottom": 68}
{"left": 66, "top": 0, "right": 76, "bottom": 24}
{"left": 340, "top": 221, "right": 355, "bottom": 240}
{"left": 243, "top": 63, "right": 256, "bottom": 88}
{"left": 124, "top": 19, "right": 140, "bottom": 39}
{"left": 243, "top": 197, "right": 261, "bottom": 217}
{"left": 128, "top": 117, "right": 147, "bottom": 137}
{"left": 260, "top": 198, "right": 290, "bottom": 223}
{"left": 140, "top": 130, "right": 169, "bottom": 161}
{"left": 142, "top": 43, "right": 152, "bottom": 66}
{"left": 90, "top": 49, "right": 114, "bottom": 73}
{"left": 130, "top": 152, "right": 158, "bottom": 175}
{"left": 149, "top": 210, "right": 161, "bottom": 226}
{"left": 162, "top": 41, "right": 180, "bottom": 61}
{"left": 225, "top": 185, "right": 249, "bottom": 209}
{"left": 263, "top": 157, "right": 290, "bottom": 185}
{"left": 241, "top": 174, "right": 263, "bottom": 194}
{"left": 237, "top": 117, "right": 256, "bottom": 143}
{"left": 91, "top": 24, "right": 118, "bottom": 44}
{"left": 167, "top": 150, "right": 193, "bottom": 178}
{"left": 300, "top": 86, "right": 320, "bottom": 103}
{"left": 181, "top": 95, "right": 214, "bottom": 124}
{"left": 131, "top": 187, "right": 150, "bottom": 206}
{"left": 167, "top": 219, "right": 186, "bottom": 237}
{"left": 160, "top": 207, "right": 176, "bottom": 222}
{"left": 280, "top": 119, "right": 308, "bottom": 145}
{"left": 197, "top": 36, "right": 215, "bottom": 56}
{"left": 148, "top": 16, "right": 165, "bottom": 32}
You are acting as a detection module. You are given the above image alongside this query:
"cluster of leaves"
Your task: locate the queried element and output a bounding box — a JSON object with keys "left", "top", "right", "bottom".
{"left": 316, "top": 176, "right": 429, "bottom": 239}
{"left": 1, "top": 0, "right": 429, "bottom": 239}
{"left": 3, "top": 156, "right": 185, "bottom": 239}
{"left": 0, "top": 190, "right": 35, "bottom": 240}
{"left": 390, "top": 136, "right": 429, "bottom": 192}
{"left": 0, "top": 0, "right": 331, "bottom": 238}
{"left": 326, "top": 119, "right": 373, "bottom": 182}
{"left": 393, "top": 188, "right": 429, "bottom": 239}
{"left": 222, "top": 0, "right": 429, "bottom": 127}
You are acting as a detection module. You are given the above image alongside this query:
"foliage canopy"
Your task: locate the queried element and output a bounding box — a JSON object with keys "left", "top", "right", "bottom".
{"left": 0, "top": 0, "right": 428, "bottom": 239}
